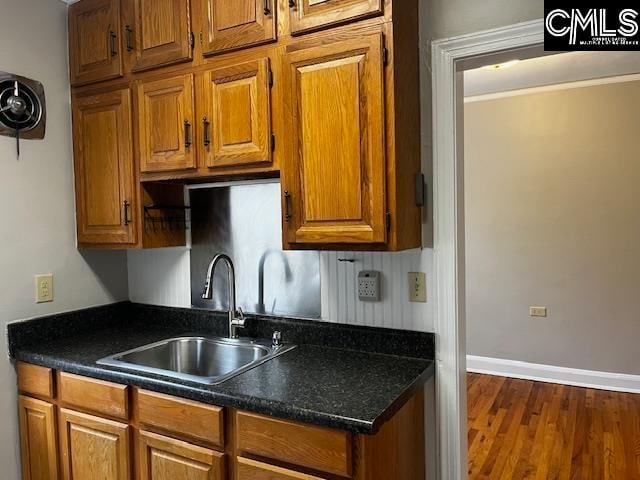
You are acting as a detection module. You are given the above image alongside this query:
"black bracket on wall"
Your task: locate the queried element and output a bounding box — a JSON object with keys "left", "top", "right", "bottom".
{"left": 415, "top": 173, "right": 426, "bottom": 207}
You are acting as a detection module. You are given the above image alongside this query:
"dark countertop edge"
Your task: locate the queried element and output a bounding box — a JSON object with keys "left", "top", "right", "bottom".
{"left": 13, "top": 350, "right": 434, "bottom": 435}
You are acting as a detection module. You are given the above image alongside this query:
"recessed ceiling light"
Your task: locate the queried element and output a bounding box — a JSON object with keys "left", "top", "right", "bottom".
{"left": 481, "top": 60, "right": 520, "bottom": 71}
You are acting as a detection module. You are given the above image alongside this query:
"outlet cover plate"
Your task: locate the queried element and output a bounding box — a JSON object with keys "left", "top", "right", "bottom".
{"left": 358, "top": 271, "right": 381, "bottom": 301}
{"left": 408, "top": 272, "right": 427, "bottom": 303}
{"left": 35, "top": 274, "right": 53, "bottom": 303}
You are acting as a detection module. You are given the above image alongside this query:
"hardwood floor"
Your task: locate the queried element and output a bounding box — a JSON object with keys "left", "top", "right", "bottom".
{"left": 467, "top": 373, "right": 640, "bottom": 480}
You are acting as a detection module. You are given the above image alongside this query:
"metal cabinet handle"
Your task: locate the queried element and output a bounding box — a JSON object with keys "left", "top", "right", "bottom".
{"left": 202, "top": 116, "right": 211, "bottom": 147}
{"left": 123, "top": 200, "right": 131, "bottom": 225}
{"left": 264, "top": 0, "right": 271, "bottom": 15}
{"left": 284, "top": 190, "right": 292, "bottom": 222}
{"left": 125, "top": 25, "right": 133, "bottom": 52}
{"left": 184, "top": 120, "right": 192, "bottom": 148}
{"left": 109, "top": 30, "right": 118, "bottom": 57}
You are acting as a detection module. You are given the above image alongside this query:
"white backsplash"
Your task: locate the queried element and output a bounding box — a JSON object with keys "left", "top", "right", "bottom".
{"left": 127, "top": 248, "right": 435, "bottom": 332}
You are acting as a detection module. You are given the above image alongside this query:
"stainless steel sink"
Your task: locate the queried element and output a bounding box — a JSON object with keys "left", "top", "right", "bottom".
{"left": 97, "top": 335, "right": 295, "bottom": 385}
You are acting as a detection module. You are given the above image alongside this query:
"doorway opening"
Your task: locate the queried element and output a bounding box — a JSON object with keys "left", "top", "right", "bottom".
{"left": 432, "top": 22, "right": 640, "bottom": 479}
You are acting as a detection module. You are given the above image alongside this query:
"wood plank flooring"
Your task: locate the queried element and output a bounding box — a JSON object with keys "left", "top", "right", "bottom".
{"left": 467, "top": 373, "right": 640, "bottom": 479}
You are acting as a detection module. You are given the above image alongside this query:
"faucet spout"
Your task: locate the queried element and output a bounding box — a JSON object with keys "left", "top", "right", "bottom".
{"left": 202, "top": 253, "right": 245, "bottom": 338}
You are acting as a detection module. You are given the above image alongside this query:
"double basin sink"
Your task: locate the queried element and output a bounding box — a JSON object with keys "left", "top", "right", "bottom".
{"left": 97, "top": 335, "right": 295, "bottom": 385}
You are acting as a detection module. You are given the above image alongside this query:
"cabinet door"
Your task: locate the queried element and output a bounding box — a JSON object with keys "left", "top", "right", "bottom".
{"left": 200, "top": 0, "right": 276, "bottom": 56}
{"left": 73, "top": 89, "right": 137, "bottom": 246}
{"left": 138, "top": 74, "right": 196, "bottom": 172}
{"left": 59, "top": 408, "right": 130, "bottom": 480}
{"left": 69, "top": 0, "right": 123, "bottom": 85}
{"left": 131, "top": 0, "right": 192, "bottom": 72}
{"left": 18, "top": 396, "right": 58, "bottom": 480}
{"left": 139, "top": 430, "right": 225, "bottom": 480}
{"left": 283, "top": 33, "right": 386, "bottom": 244}
{"left": 237, "top": 457, "right": 325, "bottom": 480}
{"left": 289, "top": 0, "right": 382, "bottom": 34}
{"left": 200, "top": 59, "right": 272, "bottom": 169}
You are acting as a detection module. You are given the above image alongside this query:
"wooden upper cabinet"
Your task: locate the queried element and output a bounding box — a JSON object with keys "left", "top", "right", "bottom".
{"left": 139, "top": 430, "right": 226, "bottom": 480}
{"left": 73, "top": 89, "right": 137, "bottom": 246}
{"left": 18, "top": 396, "right": 58, "bottom": 480}
{"left": 289, "top": 0, "right": 383, "bottom": 34}
{"left": 69, "top": 0, "right": 123, "bottom": 85}
{"left": 283, "top": 33, "right": 386, "bottom": 245}
{"left": 130, "top": 0, "right": 193, "bottom": 72}
{"left": 138, "top": 74, "right": 196, "bottom": 172}
{"left": 200, "top": 0, "right": 276, "bottom": 56}
{"left": 58, "top": 408, "right": 130, "bottom": 480}
{"left": 199, "top": 58, "right": 272, "bottom": 169}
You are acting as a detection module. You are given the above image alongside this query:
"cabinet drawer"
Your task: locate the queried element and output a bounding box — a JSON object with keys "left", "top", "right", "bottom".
{"left": 136, "top": 389, "right": 224, "bottom": 448}
{"left": 17, "top": 362, "right": 54, "bottom": 399}
{"left": 58, "top": 372, "right": 128, "bottom": 420}
{"left": 237, "top": 457, "right": 326, "bottom": 480}
{"left": 236, "top": 411, "right": 351, "bottom": 477}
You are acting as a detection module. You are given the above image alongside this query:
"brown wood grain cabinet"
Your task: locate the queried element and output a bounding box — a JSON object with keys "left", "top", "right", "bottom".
{"left": 282, "top": 33, "right": 387, "bottom": 245}
{"left": 131, "top": 0, "right": 194, "bottom": 72}
{"left": 288, "top": 0, "right": 384, "bottom": 35}
{"left": 199, "top": 58, "right": 273, "bottom": 169}
{"left": 138, "top": 74, "right": 197, "bottom": 172}
{"left": 139, "top": 430, "right": 226, "bottom": 480}
{"left": 18, "top": 396, "right": 58, "bottom": 480}
{"left": 58, "top": 408, "right": 131, "bottom": 480}
{"left": 72, "top": 88, "right": 137, "bottom": 247}
{"left": 69, "top": 0, "right": 123, "bottom": 86}
{"left": 67, "top": 0, "right": 422, "bottom": 250}
{"left": 17, "top": 363, "right": 425, "bottom": 480}
{"left": 199, "top": 0, "right": 277, "bottom": 56}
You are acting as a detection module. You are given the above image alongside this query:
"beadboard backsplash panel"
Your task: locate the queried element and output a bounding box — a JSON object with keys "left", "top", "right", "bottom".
{"left": 128, "top": 248, "right": 435, "bottom": 332}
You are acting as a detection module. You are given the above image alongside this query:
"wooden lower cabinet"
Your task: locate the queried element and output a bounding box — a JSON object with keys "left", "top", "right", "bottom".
{"left": 58, "top": 408, "right": 130, "bottom": 480}
{"left": 18, "top": 396, "right": 58, "bottom": 480}
{"left": 17, "top": 364, "right": 425, "bottom": 480}
{"left": 139, "top": 430, "right": 226, "bottom": 480}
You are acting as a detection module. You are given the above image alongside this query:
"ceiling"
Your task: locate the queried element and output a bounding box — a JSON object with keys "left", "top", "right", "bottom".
{"left": 464, "top": 51, "right": 640, "bottom": 97}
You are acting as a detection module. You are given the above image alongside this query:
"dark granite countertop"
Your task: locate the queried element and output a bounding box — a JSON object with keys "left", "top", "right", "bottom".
{"left": 8, "top": 303, "right": 434, "bottom": 434}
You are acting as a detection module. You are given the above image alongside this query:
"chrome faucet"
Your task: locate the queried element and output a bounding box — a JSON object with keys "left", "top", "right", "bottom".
{"left": 202, "top": 254, "right": 245, "bottom": 339}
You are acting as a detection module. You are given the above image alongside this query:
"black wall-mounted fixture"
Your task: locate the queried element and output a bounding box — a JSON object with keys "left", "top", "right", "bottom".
{"left": 0, "top": 72, "right": 46, "bottom": 157}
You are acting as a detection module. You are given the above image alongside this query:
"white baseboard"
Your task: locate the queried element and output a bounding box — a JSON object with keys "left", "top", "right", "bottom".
{"left": 467, "top": 355, "right": 640, "bottom": 394}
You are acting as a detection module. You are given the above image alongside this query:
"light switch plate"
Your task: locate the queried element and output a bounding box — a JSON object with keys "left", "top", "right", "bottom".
{"left": 408, "top": 272, "right": 427, "bottom": 303}
{"left": 529, "top": 306, "right": 547, "bottom": 317}
{"left": 35, "top": 274, "right": 53, "bottom": 303}
{"left": 358, "top": 271, "right": 381, "bottom": 301}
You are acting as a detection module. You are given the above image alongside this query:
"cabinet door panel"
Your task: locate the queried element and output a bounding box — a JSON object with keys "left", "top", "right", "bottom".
{"left": 69, "top": 0, "right": 123, "bottom": 85}
{"left": 200, "top": 59, "right": 272, "bottom": 169}
{"left": 284, "top": 34, "right": 386, "bottom": 244}
{"left": 139, "top": 430, "right": 225, "bottom": 480}
{"left": 138, "top": 74, "right": 196, "bottom": 172}
{"left": 289, "top": 0, "right": 382, "bottom": 34}
{"left": 59, "top": 408, "right": 130, "bottom": 480}
{"left": 132, "top": 0, "right": 192, "bottom": 72}
{"left": 18, "top": 396, "right": 58, "bottom": 480}
{"left": 201, "top": 0, "right": 276, "bottom": 56}
{"left": 237, "top": 457, "right": 325, "bottom": 480}
{"left": 73, "top": 89, "right": 136, "bottom": 245}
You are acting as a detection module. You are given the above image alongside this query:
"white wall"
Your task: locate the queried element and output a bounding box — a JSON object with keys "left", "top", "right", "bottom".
{"left": 128, "top": 248, "right": 435, "bottom": 332}
{"left": 464, "top": 79, "right": 640, "bottom": 375}
{"left": 0, "top": 1, "right": 129, "bottom": 478}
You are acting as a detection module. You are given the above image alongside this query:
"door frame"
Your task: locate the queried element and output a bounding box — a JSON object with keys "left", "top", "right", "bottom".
{"left": 431, "top": 20, "right": 543, "bottom": 480}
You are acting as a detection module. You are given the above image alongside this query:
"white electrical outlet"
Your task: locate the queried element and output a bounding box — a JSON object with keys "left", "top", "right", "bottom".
{"left": 358, "top": 271, "right": 381, "bottom": 301}
{"left": 408, "top": 272, "right": 427, "bottom": 302}
{"left": 529, "top": 306, "right": 547, "bottom": 317}
{"left": 35, "top": 274, "right": 54, "bottom": 303}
